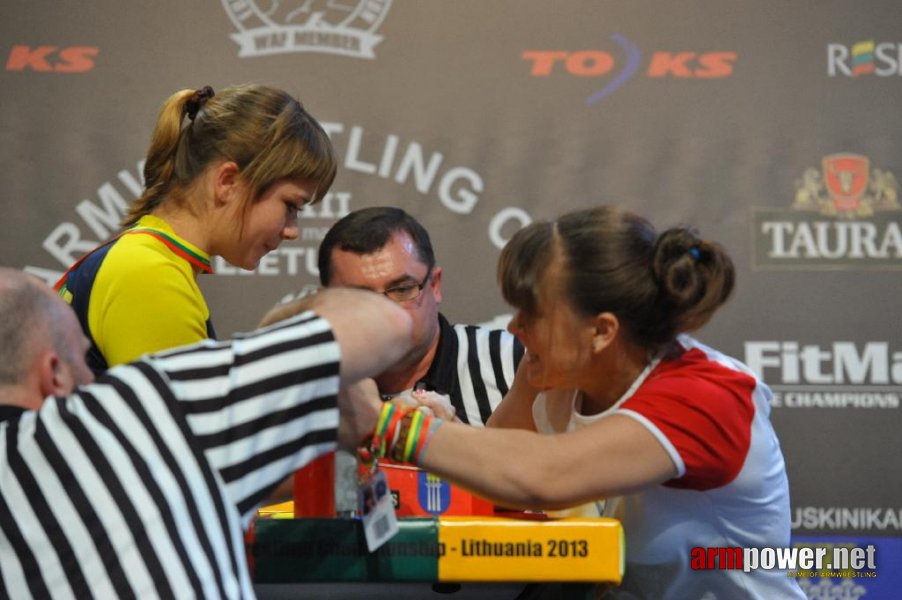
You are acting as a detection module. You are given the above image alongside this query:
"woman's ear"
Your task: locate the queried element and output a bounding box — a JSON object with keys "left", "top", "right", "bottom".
{"left": 212, "top": 161, "right": 241, "bottom": 206}
{"left": 591, "top": 312, "right": 619, "bottom": 354}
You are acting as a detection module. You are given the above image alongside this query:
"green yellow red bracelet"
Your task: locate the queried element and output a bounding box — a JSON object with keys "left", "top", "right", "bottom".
{"left": 359, "top": 402, "right": 403, "bottom": 466}
{"left": 360, "top": 402, "right": 444, "bottom": 466}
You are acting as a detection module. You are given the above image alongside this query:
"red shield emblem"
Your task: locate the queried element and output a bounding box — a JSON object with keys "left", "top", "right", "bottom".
{"left": 822, "top": 154, "right": 869, "bottom": 213}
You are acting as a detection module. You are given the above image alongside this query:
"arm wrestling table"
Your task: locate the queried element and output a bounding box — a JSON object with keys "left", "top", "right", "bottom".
{"left": 249, "top": 453, "right": 624, "bottom": 598}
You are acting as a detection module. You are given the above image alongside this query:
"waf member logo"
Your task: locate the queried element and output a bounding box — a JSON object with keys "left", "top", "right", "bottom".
{"left": 222, "top": 0, "right": 392, "bottom": 59}
{"left": 752, "top": 154, "right": 902, "bottom": 269}
{"left": 523, "top": 34, "right": 736, "bottom": 105}
{"left": 794, "top": 154, "right": 899, "bottom": 219}
{"left": 418, "top": 472, "right": 451, "bottom": 515}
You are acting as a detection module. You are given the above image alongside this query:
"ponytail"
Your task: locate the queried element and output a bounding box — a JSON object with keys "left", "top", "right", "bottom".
{"left": 122, "top": 89, "right": 197, "bottom": 227}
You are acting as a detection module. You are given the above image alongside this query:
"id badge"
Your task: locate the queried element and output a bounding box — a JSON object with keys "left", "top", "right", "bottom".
{"left": 358, "top": 469, "right": 399, "bottom": 552}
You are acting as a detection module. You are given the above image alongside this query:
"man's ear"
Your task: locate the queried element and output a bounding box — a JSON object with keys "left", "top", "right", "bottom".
{"left": 36, "top": 351, "right": 68, "bottom": 397}
{"left": 212, "top": 161, "right": 241, "bottom": 207}
{"left": 590, "top": 312, "right": 619, "bottom": 354}
{"left": 429, "top": 266, "right": 443, "bottom": 305}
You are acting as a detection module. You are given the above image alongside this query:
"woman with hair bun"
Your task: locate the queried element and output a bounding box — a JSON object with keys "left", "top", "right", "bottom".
{"left": 360, "top": 206, "right": 803, "bottom": 598}
{"left": 55, "top": 83, "right": 336, "bottom": 374}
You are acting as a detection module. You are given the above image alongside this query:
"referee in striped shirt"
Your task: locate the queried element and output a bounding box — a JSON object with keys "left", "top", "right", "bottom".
{"left": 0, "top": 268, "right": 411, "bottom": 599}
{"left": 318, "top": 207, "right": 524, "bottom": 426}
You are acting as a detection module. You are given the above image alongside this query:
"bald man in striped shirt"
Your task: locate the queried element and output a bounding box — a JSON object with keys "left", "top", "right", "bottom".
{"left": 0, "top": 268, "right": 409, "bottom": 599}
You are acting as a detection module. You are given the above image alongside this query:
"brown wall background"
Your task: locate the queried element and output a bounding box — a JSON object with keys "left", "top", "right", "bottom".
{"left": 3, "top": 1, "right": 901, "bottom": 593}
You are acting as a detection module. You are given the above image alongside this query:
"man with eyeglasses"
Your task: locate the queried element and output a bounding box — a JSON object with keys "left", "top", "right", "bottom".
{"left": 317, "top": 206, "right": 524, "bottom": 426}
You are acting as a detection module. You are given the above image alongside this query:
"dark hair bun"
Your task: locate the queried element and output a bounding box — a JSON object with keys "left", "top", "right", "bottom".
{"left": 652, "top": 227, "right": 734, "bottom": 334}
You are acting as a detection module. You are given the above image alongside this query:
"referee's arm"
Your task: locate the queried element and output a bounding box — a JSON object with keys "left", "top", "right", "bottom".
{"left": 149, "top": 288, "right": 412, "bottom": 519}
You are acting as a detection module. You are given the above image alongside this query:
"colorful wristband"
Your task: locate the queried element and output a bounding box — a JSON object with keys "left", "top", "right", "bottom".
{"left": 360, "top": 402, "right": 445, "bottom": 467}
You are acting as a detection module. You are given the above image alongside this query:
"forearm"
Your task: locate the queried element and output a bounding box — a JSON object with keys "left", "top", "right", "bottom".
{"left": 366, "top": 404, "right": 677, "bottom": 512}
{"left": 416, "top": 415, "right": 677, "bottom": 511}
{"left": 418, "top": 423, "right": 569, "bottom": 509}
{"left": 260, "top": 288, "right": 413, "bottom": 386}
{"left": 486, "top": 360, "right": 538, "bottom": 430}
{"left": 364, "top": 403, "right": 566, "bottom": 509}
{"left": 485, "top": 394, "right": 537, "bottom": 430}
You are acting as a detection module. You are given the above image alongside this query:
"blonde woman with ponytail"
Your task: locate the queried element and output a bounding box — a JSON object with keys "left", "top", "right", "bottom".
{"left": 55, "top": 84, "right": 336, "bottom": 374}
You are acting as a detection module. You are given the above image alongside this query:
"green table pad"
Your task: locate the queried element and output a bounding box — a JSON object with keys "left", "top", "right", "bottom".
{"left": 252, "top": 518, "right": 440, "bottom": 582}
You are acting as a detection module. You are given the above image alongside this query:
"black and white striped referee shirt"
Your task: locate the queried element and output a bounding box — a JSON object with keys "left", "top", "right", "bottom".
{"left": 417, "top": 314, "right": 524, "bottom": 426}
{"left": 0, "top": 311, "right": 340, "bottom": 599}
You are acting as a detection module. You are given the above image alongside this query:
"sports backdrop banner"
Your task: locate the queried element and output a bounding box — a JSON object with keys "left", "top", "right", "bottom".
{"left": 2, "top": 2, "right": 901, "bottom": 596}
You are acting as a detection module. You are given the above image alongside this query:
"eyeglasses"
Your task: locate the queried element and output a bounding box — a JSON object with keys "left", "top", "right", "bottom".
{"left": 382, "top": 270, "right": 432, "bottom": 304}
